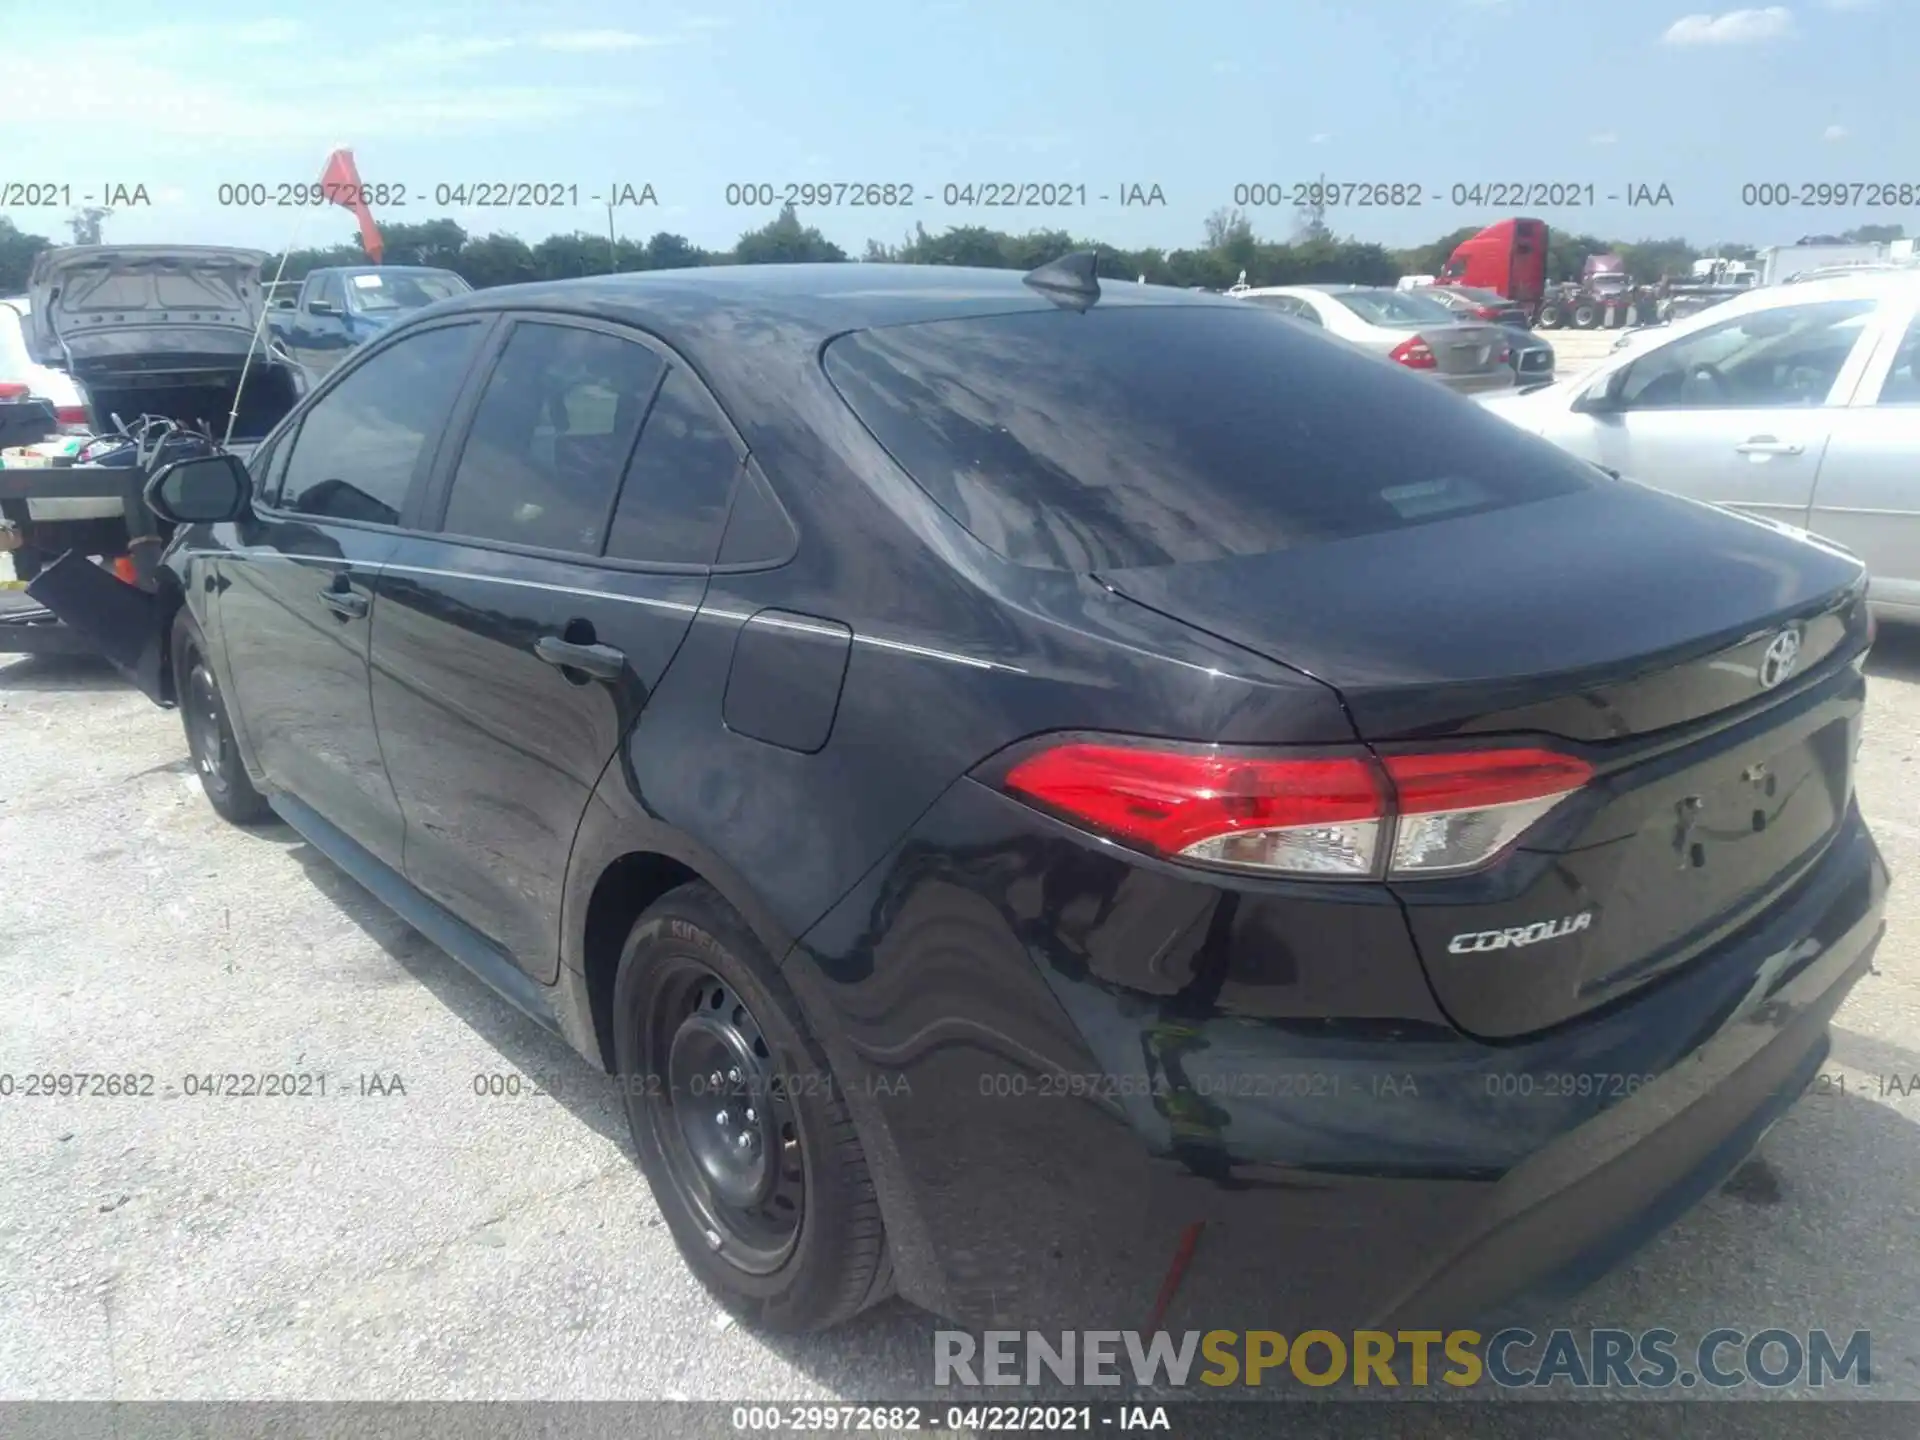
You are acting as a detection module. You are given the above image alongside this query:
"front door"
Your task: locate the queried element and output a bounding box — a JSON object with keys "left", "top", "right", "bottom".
{"left": 1550, "top": 296, "right": 1884, "bottom": 520}
{"left": 219, "top": 318, "right": 487, "bottom": 868}
{"left": 369, "top": 316, "right": 744, "bottom": 980}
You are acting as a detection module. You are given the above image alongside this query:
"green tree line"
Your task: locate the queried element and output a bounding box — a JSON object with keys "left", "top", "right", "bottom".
{"left": 1, "top": 208, "right": 1906, "bottom": 298}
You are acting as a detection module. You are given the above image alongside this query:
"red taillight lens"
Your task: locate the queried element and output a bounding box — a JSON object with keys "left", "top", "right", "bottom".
{"left": 0, "top": 381, "right": 29, "bottom": 399}
{"left": 1389, "top": 336, "right": 1436, "bottom": 370}
{"left": 54, "top": 405, "right": 89, "bottom": 426}
{"left": 1471, "top": 305, "right": 1501, "bottom": 319}
{"left": 997, "top": 740, "right": 1591, "bottom": 879}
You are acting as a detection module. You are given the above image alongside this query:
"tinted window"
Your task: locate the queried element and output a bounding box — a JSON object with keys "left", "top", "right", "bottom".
{"left": 824, "top": 305, "right": 1599, "bottom": 572}
{"left": 1618, "top": 299, "right": 1877, "bottom": 410}
{"left": 249, "top": 431, "right": 294, "bottom": 504}
{"left": 280, "top": 322, "right": 479, "bottom": 525}
{"left": 604, "top": 368, "right": 742, "bottom": 565}
{"left": 1876, "top": 315, "right": 1920, "bottom": 406}
{"left": 440, "top": 322, "right": 665, "bottom": 554}
{"left": 314, "top": 273, "right": 346, "bottom": 311}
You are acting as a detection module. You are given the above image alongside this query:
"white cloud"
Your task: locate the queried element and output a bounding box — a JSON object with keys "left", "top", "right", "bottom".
{"left": 1660, "top": 7, "right": 1796, "bottom": 44}
{"left": 1824, "top": 123, "right": 1849, "bottom": 140}
{"left": 1590, "top": 130, "right": 1619, "bottom": 144}
{"left": 536, "top": 30, "right": 673, "bottom": 52}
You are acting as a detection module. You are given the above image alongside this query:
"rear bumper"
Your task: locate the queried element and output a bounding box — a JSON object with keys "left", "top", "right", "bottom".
{"left": 1438, "top": 370, "right": 1517, "bottom": 395}
{"left": 787, "top": 782, "right": 1887, "bottom": 1331}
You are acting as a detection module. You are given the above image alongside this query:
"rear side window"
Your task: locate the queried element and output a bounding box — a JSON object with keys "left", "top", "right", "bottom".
{"left": 280, "top": 322, "right": 480, "bottom": 526}
{"left": 603, "top": 368, "right": 742, "bottom": 566}
{"left": 440, "top": 322, "right": 666, "bottom": 555}
{"left": 823, "top": 305, "right": 1598, "bottom": 571}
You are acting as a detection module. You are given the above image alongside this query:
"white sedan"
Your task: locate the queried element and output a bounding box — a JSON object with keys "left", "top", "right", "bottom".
{"left": 1480, "top": 271, "right": 1920, "bottom": 624}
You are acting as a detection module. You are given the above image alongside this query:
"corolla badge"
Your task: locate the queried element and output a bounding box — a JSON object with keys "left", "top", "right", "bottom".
{"left": 1759, "top": 627, "right": 1803, "bottom": 690}
{"left": 1448, "top": 911, "right": 1594, "bottom": 955}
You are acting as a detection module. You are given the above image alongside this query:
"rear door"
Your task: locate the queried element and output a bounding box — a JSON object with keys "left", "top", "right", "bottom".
{"left": 1550, "top": 297, "right": 1884, "bottom": 519}
{"left": 1807, "top": 300, "right": 1920, "bottom": 614}
{"left": 368, "top": 315, "right": 742, "bottom": 981}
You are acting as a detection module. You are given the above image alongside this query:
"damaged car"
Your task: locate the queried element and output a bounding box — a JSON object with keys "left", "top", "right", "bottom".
{"left": 1, "top": 245, "right": 308, "bottom": 653}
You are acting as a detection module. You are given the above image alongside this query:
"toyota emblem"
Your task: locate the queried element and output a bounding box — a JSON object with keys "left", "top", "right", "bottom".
{"left": 1759, "top": 627, "right": 1802, "bottom": 690}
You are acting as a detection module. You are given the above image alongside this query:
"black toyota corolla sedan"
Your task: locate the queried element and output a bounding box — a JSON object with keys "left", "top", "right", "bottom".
{"left": 32, "top": 257, "right": 1888, "bottom": 1337}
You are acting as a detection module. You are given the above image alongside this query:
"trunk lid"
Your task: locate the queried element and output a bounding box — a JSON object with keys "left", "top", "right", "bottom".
{"left": 26, "top": 246, "right": 273, "bottom": 378}
{"left": 1102, "top": 482, "right": 1873, "bottom": 1038}
{"left": 1422, "top": 321, "right": 1509, "bottom": 377}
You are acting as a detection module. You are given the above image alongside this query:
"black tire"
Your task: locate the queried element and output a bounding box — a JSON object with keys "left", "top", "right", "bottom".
{"left": 172, "top": 614, "right": 271, "bottom": 825}
{"left": 1536, "top": 303, "right": 1563, "bottom": 330}
{"left": 1572, "top": 303, "right": 1600, "bottom": 329}
{"left": 613, "top": 882, "right": 891, "bottom": 1332}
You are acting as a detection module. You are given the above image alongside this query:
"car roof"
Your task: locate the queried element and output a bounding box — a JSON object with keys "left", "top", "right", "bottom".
{"left": 1651, "top": 269, "right": 1920, "bottom": 338}
{"left": 426, "top": 263, "right": 1239, "bottom": 355}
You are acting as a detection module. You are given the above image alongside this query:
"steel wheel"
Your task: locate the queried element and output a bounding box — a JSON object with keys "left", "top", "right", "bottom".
{"left": 645, "top": 960, "right": 806, "bottom": 1275}
{"left": 184, "top": 658, "right": 231, "bottom": 794}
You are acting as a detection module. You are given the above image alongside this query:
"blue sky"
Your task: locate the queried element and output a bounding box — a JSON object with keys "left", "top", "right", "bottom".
{"left": 3, "top": 0, "right": 1909, "bottom": 258}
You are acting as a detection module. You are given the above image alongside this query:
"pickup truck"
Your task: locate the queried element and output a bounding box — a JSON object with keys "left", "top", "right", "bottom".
{"left": 269, "top": 265, "right": 471, "bottom": 377}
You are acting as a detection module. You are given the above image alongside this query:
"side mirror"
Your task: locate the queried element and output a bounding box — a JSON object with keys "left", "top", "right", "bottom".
{"left": 307, "top": 299, "right": 340, "bottom": 316}
{"left": 144, "top": 454, "right": 252, "bottom": 526}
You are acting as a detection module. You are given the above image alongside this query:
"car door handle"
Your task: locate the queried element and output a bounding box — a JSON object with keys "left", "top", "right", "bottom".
{"left": 534, "top": 635, "right": 625, "bottom": 681}
{"left": 319, "top": 586, "right": 368, "bottom": 619}
{"left": 1735, "top": 438, "right": 1805, "bottom": 456}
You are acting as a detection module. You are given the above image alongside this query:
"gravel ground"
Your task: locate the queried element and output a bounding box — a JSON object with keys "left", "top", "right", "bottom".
{"left": 3, "top": 517, "right": 1917, "bottom": 1422}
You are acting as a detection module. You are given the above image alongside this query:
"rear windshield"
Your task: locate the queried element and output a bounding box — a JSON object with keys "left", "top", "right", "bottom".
{"left": 1332, "top": 289, "right": 1458, "bottom": 328}
{"left": 823, "top": 305, "right": 1598, "bottom": 572}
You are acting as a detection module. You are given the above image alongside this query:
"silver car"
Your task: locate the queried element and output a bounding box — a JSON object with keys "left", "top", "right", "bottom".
{"left": 1234, "top": 284, "right": 1517, "bottom": 395}
{"left": 1481, "top": 270, "right": 1920, "bottom": 624}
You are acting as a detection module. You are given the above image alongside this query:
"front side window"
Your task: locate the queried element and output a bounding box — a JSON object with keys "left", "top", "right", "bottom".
{"left": 439, "top": 321, "right": 665, "bottom": 554}
{"left": 279, "top": 322, "right": 480, "bottom": 526}
{"left": 1616, "top": 299, "right": 1878, "bottom": 410}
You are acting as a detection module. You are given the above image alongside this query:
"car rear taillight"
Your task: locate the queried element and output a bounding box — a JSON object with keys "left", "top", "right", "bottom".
{"left": 1471, "top": 305, "right": 1502, "bottom": 320}
{"left": 54, "top": 405, "right": 89, "bottom": 427}
{"left": 0, "top": 381, "right": 28, "bottom": 399}
{"left": 1388, "top": 336, "right": 1436, "bottom": 370}
{"left": 997, "top": 740, "right": 1592, "bottom": 880}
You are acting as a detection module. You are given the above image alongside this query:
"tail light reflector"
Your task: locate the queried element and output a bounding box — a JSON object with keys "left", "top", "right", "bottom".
{"left": 54, "top": 405, "right": 90, "bottom": 428}
{"left": 998, "top": 740, "right": 1592, "bottom": 880}
{"left": 1389, "top": 336, "right": 1436, "bottom": 370}
{"left": 0, "top": 381, "right": 29, "bottom": 399}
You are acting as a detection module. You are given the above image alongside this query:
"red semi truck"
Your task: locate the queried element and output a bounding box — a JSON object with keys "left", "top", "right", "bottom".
{"left": 1436, "top": 218, "right": 1550, "bottom": 320}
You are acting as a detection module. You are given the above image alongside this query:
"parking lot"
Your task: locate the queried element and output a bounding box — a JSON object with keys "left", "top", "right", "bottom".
{"left": 5, "top": 325, "right": 1917, "bottom": 1416}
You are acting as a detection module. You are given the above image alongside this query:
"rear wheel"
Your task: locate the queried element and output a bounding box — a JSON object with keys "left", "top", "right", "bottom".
{"left": 172, "top": 615, "right": 271, "bottom": 825}
{"left": 612, "top": 882, "right": 890, "bottom": 1332}
{"left": 1572, "top": 302, "right": 1600, "bottom": 329}
{"left": 1536, "top": 302, "right": 1563, "bottom": 329}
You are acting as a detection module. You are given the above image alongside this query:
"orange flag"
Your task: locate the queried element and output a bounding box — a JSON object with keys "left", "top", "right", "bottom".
{"left": 319, "top": 148, "right": 383, "bottom": 263}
